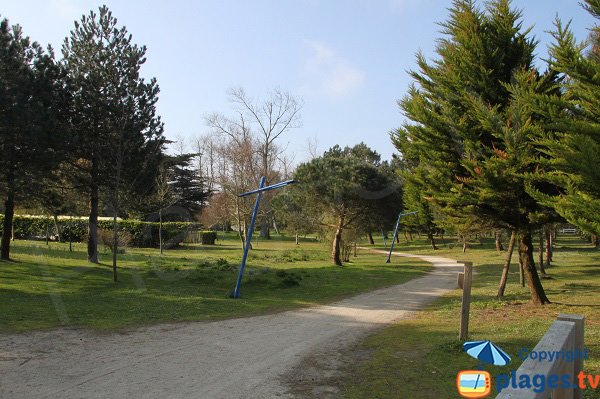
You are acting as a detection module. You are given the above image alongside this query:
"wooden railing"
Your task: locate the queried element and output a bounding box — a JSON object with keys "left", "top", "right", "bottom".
{"left": 495, "top": 314, "right": 585, "bottom": 399}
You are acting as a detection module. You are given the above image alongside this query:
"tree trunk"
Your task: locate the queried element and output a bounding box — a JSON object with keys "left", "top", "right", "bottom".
{"left": 367, "top": 231, "right": 374, "bottom": 245}
{"left": 592, "top": 234, "right": 599, "bottom": 249}
{"left": 159, "top": 208, "right": 163, "bottom": 255}
{"left": 404, "top": 231, "right": 409, "bottom": 242}
{"left": 260, "top": 217, "right": 270, "bottom": 239}
{"left": 428, "top": 232, "right": 438, "bottom": 250}
{"left": 462, "top": 236, "right": 468, "bottom": 253}
{"left": 545, "top": 227, "right": 552, "bottom": 266}
{"left": 408, "top": 231, "right": 413, "bottom": 241}
{"left": 295, "top": 234, "right": 299, "bottom": 245}
{"left": 112, "top": 208, "right": 119, "bottom": 283}
{"left": 518, "top": 231, "right": 550, "bottom": 305}
{"left": 519, "top": 256, "right": 525, "bottom": 287}
{"left": 1, "top": 172, "right": 16, "bottom": 260}
{"left": 87, "top": 164, "right": 99, "bottom": 264}
{"left": 331, "top": 215, "right": 344, "bottom": 266}
{"left": 538, "top": 231, "right": 546, "bottom": 275}
{"left": 235, "top": 198, "right": 246, "bottom": 249}
{"left": 53, "top": 215, "right": 62, "bottom": 243}
{"left": 497, "top": 230, "right": 516, "bottom": 298}
{"left": 495, "top": 231, "right": 504, "bottom": 254}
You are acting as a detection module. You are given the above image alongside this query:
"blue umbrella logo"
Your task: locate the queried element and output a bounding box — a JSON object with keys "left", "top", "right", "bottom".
{"left": 463, "top": 340, "right": 511, "bottom": 366}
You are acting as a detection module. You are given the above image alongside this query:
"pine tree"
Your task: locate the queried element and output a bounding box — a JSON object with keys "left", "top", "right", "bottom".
{"left": 62, "top": 6, "right": 165, "bottom": 267}
{"left": 526, "top": 0, "right": 600, "bottom": 236}
{"left": 293, "top": 144, "right": 399, "bottom": 266}
{"left": 0, "top": 18, "right": 66, "bottom": 260}
{"left": 392, "top": 0, "right": 559, "bottom": 304}
{"left": 166, "top": 153, "right": 210, "bottom": 219}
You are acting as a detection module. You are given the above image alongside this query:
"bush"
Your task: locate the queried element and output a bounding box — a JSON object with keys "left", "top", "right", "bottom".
{"left": 0, "top": 215, "right": 200, "bottom": 249}
{"left": 201, "top": 231, "right": 217, "bottom": 245}
{"left": 98, "top": 228, "right": 132, "bottom": 253}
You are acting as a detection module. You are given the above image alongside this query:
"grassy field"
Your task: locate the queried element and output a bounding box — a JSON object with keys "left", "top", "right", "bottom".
{"left": 341, "top": 235, "right": 600, "bottom": 399}
{"left": 0, "top": 233, "right": 430, "bottom": 332}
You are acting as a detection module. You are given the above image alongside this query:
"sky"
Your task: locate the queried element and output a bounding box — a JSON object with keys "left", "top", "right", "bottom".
{"left": 2, "top": 0, "right": 596, "bottom": 164}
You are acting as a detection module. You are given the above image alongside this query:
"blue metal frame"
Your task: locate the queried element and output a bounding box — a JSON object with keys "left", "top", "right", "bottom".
{"left": 386, "top": 211, "right": 418, "bottom": 263}
{"left": 232, "top": 177, "right": 296, "bottom": 298}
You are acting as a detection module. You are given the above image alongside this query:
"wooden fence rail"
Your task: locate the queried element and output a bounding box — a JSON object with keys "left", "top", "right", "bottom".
{"left": 495, "top": 314, "right": 585, "bottom": 399}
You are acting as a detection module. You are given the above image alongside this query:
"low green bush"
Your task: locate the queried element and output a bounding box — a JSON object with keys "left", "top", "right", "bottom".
{"left": 200, "top": 231, "right": 217, "bottom": 245}
{"left": 0, "top": 215, "right": 200, "bottom": 249}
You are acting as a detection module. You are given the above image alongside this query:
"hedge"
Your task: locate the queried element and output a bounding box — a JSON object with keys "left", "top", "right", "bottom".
{"left": 0, "top": 215, "right": 203, "bottom": 248}
{"left": 200, "top": 231, "right": 217, "bottom": 245}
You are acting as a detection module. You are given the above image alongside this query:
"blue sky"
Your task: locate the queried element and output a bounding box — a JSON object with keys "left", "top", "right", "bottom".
{"left": 3, "top": 0, "right": 595, "bottom": 163}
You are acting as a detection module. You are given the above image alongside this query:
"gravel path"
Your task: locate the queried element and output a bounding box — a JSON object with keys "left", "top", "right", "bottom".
{"left": 0, "top": 251, "right": 464, "bottom": 399}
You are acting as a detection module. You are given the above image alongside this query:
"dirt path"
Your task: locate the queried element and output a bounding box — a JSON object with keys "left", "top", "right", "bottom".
{"left": 0, "top": 251, "right": 463, "bottom": 399}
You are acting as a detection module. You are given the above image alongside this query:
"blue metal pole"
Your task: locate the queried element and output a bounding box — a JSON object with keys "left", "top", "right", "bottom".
{"left": 238, "top": 179, "right": 295, "bottom": 197}
{"left": 386, "top": 211, "right": 418, "bottom": 263}
{"left": 232, "top": 176, "right": 266, "bottom": 298}
{"left": 386, "top": 214, "right": 402, "bottom": 263}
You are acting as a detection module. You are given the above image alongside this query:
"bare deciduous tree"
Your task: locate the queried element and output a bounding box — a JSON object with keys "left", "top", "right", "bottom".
{"left": 203, "top": 87, "right": 302, "bottom": 240}
{"left": 227, "top": 87, "right": 303, "bottom": 238}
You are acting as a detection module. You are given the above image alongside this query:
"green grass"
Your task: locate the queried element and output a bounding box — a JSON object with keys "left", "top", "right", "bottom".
{"left": 0, "top": 233, "right": 430, "bottom": 332}
{"left": 342, "top": 235, "right": 600, "bottom": 399}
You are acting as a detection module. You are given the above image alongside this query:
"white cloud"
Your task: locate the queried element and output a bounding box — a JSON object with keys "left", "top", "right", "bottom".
{"left": 304, "top": 40, "right": 365, "bottom": 99}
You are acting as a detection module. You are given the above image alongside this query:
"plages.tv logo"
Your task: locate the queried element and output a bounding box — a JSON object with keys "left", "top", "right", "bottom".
{"left": 457, "top": 370, "right": 492, "bottom": 398}
{"left": 456, "top": 340, "right": 511, "bottom": 399}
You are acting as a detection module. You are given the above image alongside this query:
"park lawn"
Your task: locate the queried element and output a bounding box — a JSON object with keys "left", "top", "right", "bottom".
{"left": 341, "top": 235, "right": 600, "bottom": 399}
{"left": 0, "top": 233, "right": 430, "bottom": 332}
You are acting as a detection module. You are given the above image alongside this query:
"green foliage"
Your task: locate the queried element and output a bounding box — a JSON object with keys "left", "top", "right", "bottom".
{"left": 0, "top": 215, "right": 198, "bottom": 248}
{"left": 293, "top": 144, "right": 400, "bottom": 232}
{"left": 200, "top": 231, "right": 217, "bottom": 245}
{"left": 525, "top": 0, "right": 600, "bottom": 235}
{"left": 293, "top": 143, "right": 401, "bottom": 264}
{"left": 392, "top": 0, "right": 554, "bottom": 233}
{"left": 163, "top": 153, "right": 210, "bottom": 218}
{"left": 62, "top": 6, "right": 166, "bottom": 262}
{"left": 392, "top": 0, "right": 558, "bottom": 303}
{"left": 0, "top": 17, "right": 67, "bottom": 259}
{"left": 271, "top": 190, "right": 317, "bottom": 237}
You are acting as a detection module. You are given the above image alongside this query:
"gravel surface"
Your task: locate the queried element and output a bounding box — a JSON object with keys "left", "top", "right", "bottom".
{"left": 0, "top": 251, "right": 464, "bottom": 399}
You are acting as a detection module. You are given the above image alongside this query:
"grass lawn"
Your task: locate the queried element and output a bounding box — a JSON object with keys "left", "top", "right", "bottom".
{"left": 341, "top": 235, "right": 600, "bottom": 399}
{"left": 0, "top": 233, "right": 430, "bottom": 332}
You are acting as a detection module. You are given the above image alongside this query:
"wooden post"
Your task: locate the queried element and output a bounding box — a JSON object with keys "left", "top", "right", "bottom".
{"left": 459, "top": 262, "right": 473, "bottom": 341}
{"left": 457, "top": 272, "right": 464, "bottom": 289}
{"left": 558, "top": 314, "right": 585, "bottom": 399}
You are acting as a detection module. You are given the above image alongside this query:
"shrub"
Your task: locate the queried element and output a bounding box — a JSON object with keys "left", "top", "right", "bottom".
{"left": 98, "top": 228, "right": 132, "bottom": 253}
{"left": 0, "top": 215, "right": 200, "bottom": 249}
{"left": 278, "top": 271, "right": 302, "bottom": 288}
{"left": 201, "top": 231, "right": 217, "bottom": 245}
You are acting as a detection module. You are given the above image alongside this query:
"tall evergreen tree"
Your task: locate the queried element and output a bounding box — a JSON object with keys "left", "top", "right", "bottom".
{"left": 526, "top": 0, "right": 600, "bottom": 236}
{"left": 392, "top": 0, "right": 559, "bottom": 304}
{"left": 165, "top": 153, "right": 210, "bottom": 219}
{"left": 0, "top": 18, "right": 66, "bottom": 260}
{"left": 62, "top": 6, "right": 165, "bottom": 266}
